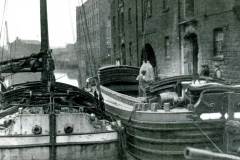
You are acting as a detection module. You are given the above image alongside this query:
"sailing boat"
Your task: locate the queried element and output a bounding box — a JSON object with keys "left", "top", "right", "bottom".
{"left": 0, "top": 0, "right": 120, "bottom": 160}
{"left": 96, "top": 65, "right": 240, "bottom": 160}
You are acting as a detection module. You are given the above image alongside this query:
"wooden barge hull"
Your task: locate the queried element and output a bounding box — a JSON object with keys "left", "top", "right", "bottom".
{"left": 0, "top": 113, "right": 119, "bottom": 160}
{"left": 0, "top": 80, "right": 121, "bottom": 160}
{"left": 97, "top": 66, "right": 234, "bottom": 160}
{"left": 0, "top": 133, "right": 118, "bottom": 160}
{"left": 101, "top": 85, "right": 224, "bottom": 160}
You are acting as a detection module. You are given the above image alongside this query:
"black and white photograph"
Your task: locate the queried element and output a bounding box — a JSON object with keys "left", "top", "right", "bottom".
{"left": 0, "top": 0, "right": 240, "bottom": 160}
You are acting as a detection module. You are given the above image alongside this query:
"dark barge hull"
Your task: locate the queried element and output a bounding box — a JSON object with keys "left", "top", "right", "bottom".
{"left": 98, "top": 65, "right": 235, "bottom": 160}
{"left": 102, "top": 86, "right": 224, "bottom": 160}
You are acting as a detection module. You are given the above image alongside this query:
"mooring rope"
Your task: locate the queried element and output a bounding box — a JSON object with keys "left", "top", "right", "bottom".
{"left": 193, "top": 122, "right": 223, "bottom": 153}
{"left": 128, "top": 105, "right": 137, "bottom": 123}
{"left": 113, "top": 121, "right": 127, "bottom": 160}
{"left": 0, "top": 0, "right": 7, "bottom": 41}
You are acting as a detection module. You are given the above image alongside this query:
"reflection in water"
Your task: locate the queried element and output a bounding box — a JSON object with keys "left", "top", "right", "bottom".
{"left": 55, "top": 72, "right": 79, "bottom": 87}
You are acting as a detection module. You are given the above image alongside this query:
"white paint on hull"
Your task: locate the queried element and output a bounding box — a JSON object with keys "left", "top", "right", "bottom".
{"left": 102, "top": 92, "right": 190, "bottom": 114}
{"left": 0, "top": 132, "right": 118, "bottom": 147}
{"left": 0, "top": 136, "right": 49, "bottom": 146}
{"left": 57, "top": 132, "right": 118, "bottom": 144}
{"left": 103, "top": 92, "right": 134, "bottom": 111}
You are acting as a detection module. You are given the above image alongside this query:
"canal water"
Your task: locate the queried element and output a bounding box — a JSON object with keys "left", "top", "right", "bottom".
{"left": 55, "top": 71, "right": 79, "bottom": 87}
{"left": 3, "top": 69, "right": 79, "bottom": 88}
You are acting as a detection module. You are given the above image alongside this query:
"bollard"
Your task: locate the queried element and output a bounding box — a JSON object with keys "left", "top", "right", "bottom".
{"left": 142, "top": 103, "right": 150, "bottom": 111}
{"left": 163, "top": 102, "right": 170, "bottom": 112}
{"left": 151, "top": 103, "right": 159, "bottom": 112}
{"left": 134, "top": 103, "right": 140, "bottom": 111}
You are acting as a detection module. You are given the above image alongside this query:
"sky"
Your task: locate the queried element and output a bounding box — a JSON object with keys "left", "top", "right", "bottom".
{"left": 0, "top": 0, "right": 86, "bottom": 48}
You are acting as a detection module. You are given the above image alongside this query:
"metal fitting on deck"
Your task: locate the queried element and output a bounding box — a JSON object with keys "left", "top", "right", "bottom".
{"left": 150, "top": 103, "right": 159, "bottom": 112}
{"left": 32, "top": 125, "right": 42, "bottom": 135}
{"left": 225, "top": 120, "right": 240, "bottom": 134}
{"left": 64, "top": 124, "right": 74, "bottom": 134}
{"left": 135, "top": 103, "right": 150, "bottom": 111}
{"left": 18, "top": 107, "right": 23, "bottom": 114}
{"left": 163, "top": 103, "right": 170, "bottom": 112}
{"left": 90, "top": 113, "right": 96, "bottom": 121}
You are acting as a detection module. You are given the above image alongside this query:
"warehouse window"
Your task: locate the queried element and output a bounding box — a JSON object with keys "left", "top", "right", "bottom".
{"left": 144, "top": 0, "right": 152, "bottom": 18}
{"left": 129, "top": 42, "right": 132, "bottom": 65}
{"left": 113, "top": 44, "right": 116, "bottom": 54}
{"left": 120, "top": 11, "right": 124, "bottom": 33}
{"left": 128, "top": 8, "right": 132, "bottom": 24}
{"left": 119, "top": 0, "right": 124, "bottom": 8}
{"left": 213, "top": 28, "right": 224, "bottom": 56}
{"left": 164, "top": 36, "right": 170, "bottom": 59}
{"left": 112, "top": 16, "right": 116, "bottom": 30}
{"left": 163, "top": 0, "right": 169, "bottom": 10}
{"left": 184, "top": 0, "right": 194, "bottom": 18}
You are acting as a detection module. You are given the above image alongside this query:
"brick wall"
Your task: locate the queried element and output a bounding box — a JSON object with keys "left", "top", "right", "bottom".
{"left": 111, "top": 0, "right": 240, "bottom": 82}
{"left": 76, "top": 0, "right": 112, "bottom": 87}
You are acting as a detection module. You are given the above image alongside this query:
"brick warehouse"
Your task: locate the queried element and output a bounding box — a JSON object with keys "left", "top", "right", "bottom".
{"left": 111, "top": 0, "right": 240, "bottom": 82}
{"left": 76, "top": 0, "right": 111, "bottom": 87}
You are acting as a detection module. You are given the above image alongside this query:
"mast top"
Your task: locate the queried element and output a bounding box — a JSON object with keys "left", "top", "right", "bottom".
{"left": 40, "top": 0, "right": 49, "bottom": 52}
{"left": 40, "top": 0, "right": 55, "bottom": 82}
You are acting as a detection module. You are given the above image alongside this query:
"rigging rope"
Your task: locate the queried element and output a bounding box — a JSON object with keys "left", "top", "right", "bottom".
{"left": 79, "top": 7, "right": 94, "bottom": 76}
{"left": 78, "top": 0, "right": 98, "bottom": 76}
{"left": 77, "top": 0, "right": 94, "bottom": 77}
{"left": 76, "top": 0, "right": 105, "bottom": 120}
{"left": 67, "top": 1, "right": 76, "bottom": 44}
{"left": 1, "top": 30, "right": 5, "bottom": 77}
{"left": 193, "top": 122, "right": 223, "bottom": 153}
{"left": 0, "top": 0, "right": 7, "bottom": 42}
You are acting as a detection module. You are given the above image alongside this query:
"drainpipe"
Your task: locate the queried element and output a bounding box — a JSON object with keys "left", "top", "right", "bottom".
{"left": 177, "top": 0, "right": 182, "bottom": 74}
{"left": 135, "top": 0, "right": 139, "bottom": 66}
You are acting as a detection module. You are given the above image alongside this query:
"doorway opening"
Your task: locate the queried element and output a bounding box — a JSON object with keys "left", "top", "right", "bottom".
{"left": 183, "top": 33, "right": 199, "bottom": 75}
{"left": 121, "top": 44, "right": 126, "bottom": 65}
{"left": 141, "top": 43, "right": 157, "bottom": 68}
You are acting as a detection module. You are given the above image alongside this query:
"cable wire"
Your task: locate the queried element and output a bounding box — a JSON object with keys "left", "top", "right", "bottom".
{"left": 193, "top": 122, "right": 223, "bottom": 153}
{"left": 77, "top": 0, "right": 93, "bottom": 77}
{"left": 67, "top": 1, "right": 76, "bottom": 43}
{"left": 0, "top": 0, "right": 7, "bottom": 42}
{"left": 79, "top": 0, "right": 97, "bottom": 76}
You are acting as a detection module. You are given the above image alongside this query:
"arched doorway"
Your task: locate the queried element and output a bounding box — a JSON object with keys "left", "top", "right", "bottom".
{"left": 141, "top": 43, "right": 157, "bottom": 68}
{"left": 121, "top": 44, "right": 126, "bottom": 65}
{"left": 183, "top": 33, "right": 199, "bottom": 75}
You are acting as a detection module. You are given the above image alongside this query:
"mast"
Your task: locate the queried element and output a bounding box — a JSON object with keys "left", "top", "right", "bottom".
{"left": 40, "top": 0, "right": 49, "bottom": 82}
{"left": 40, "top": 1, "right": 56, "bottom": 160}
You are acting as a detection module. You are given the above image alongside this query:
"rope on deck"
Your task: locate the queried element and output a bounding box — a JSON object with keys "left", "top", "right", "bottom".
{"left": 113, "top": 121, "right": 127, "bottom": 160}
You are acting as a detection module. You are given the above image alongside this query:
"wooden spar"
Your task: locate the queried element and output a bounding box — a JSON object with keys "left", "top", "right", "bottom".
{"left": 40, "top": 1, "right": 56, "bottom": 160}
{"left": 40, "top": 0, "right": 49, "bottom": 82}
{"left": 185, "top": 147, "right": 240, "bottom": 160}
